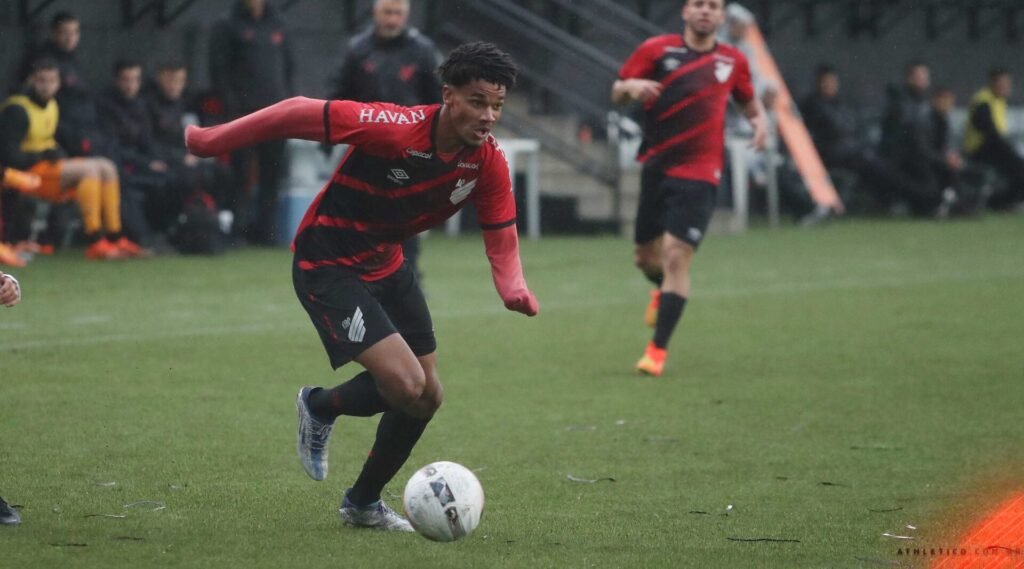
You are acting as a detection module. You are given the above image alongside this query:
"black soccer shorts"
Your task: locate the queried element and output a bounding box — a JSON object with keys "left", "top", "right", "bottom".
{"left": 292, "top": 259, "right": 436, "bottom": 369}
{"left": 634, "top": 166, "right": 717, "bottom": 249}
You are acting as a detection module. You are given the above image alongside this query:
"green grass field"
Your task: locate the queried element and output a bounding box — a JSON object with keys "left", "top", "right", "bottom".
{"left": 2, "top": 215, "right": 1023, "bottom": 568}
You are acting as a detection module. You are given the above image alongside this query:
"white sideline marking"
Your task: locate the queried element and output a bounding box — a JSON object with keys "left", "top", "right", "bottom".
{"left": 1, "top": 268, "right": 1020, "bottom": 353}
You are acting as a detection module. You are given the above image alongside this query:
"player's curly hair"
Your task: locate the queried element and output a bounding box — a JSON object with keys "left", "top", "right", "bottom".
{"left": 438, "top": 42, "right": 517, "bottom": 89}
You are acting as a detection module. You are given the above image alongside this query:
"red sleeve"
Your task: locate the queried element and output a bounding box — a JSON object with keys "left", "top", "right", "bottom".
{"left": 731, "top": 51, "right": 755, "bottom": 104}
{"left": 472, "top": 140, "right": 516, "bottom": 229}
{"left": 618, "top": 38, "right": 659, "bottom": 80}
{"left": 185, "top": 96, "right": 326, "bottom": 157}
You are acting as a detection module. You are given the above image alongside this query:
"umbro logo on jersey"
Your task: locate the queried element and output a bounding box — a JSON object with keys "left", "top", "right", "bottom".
{"left": 407, "top": 148, "right": 433, "bottom": 159}
{"left": 714, "top": 60, "right": 735, "bottom": 83}
{"left": 342, "top": 307, "right": 366, "bottom": 343}
{"left": 687, "top": 227, "right": 704, "bottom": 242}
{"left": 663, "top": 58, "right": 680, "bottom": 71}
{"left": 457, "top": 161, "right": 480, "bottom": 170}
{"left": 388, "top": 168, "right": 410, "bottom": 184}
{"left": 450, "top": 178, "right": 477, "bottom": 204}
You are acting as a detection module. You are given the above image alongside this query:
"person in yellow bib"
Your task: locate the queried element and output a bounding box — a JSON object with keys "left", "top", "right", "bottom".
{"left": 0, "top": 57, "right": 144, "bottom": 259}
{"left": 964, "top": 68, "right": 1024, "bottom": 209}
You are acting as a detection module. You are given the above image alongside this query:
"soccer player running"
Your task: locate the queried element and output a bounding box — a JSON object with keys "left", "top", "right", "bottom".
{"left": 186, "top": 42, "right": 538, "bottom": 531}
{"left": 612, "top": 0, "right": 767, "bottom": 377}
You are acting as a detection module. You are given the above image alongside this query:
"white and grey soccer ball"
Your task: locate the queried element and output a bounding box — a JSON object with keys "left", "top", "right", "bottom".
{"left": 402, "top": 461, "right": 484, "bottom": 542}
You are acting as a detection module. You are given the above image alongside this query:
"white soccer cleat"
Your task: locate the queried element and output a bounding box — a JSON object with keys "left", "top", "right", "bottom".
{"left": 340, "top": 490, "right": 414, "bottom": 532}
{"left": 295, "top": 386, "right": 334, "bottom": 481}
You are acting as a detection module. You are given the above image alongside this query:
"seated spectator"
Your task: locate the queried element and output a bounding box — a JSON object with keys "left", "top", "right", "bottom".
{"left": 145, "top": 61, "right": 233, "bottom": 241}
{"left": 964, "top": 68, "right": 1024, "bottom": 209}
{"left": 877, "top": 61, "right": 957, "bottom": 216}
{"left": 0, "top": 58, "right": 143, "bottom": 260}
{"left": 97, "top": 59, "right": 174, "bottom": 242}
{"left": 924, "top": 88, "right": 965, "bottom": 217}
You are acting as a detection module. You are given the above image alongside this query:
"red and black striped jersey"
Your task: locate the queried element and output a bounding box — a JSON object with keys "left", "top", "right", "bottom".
{"left": 293, "top": 100, "right": 515, "bottom": 281}
{"left": 619, "top": 36, "right": 753, "bottom": 185}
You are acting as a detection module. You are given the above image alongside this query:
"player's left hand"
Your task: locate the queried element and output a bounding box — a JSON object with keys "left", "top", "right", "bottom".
{"left": 503, "top": 289, "right": 539, "bottom": 317}
{"left": 0, "top": 273, "right": 21, "bottom": 308}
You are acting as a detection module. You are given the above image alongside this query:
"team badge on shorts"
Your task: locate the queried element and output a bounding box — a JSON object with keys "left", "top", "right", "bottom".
{"left": 342, "top": 307, "right": 366, "bottom": 343}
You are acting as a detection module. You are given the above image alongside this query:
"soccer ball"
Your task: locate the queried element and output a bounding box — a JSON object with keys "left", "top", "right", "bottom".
{"left": 402, "top": 461, "right": 484, "bottom": 542}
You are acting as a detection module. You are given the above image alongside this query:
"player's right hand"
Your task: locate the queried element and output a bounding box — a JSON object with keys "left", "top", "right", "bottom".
{"left": 503, "top": 289, "right": 539, "bottom": 317}
{"left": 184, "top": 125, "right": 213, "bottom": 157}
{"left": 628, "top": 79, "right": 664, "bottom": 103}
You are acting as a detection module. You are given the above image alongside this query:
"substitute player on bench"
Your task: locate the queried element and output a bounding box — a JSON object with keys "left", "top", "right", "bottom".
{"left": 612, "top": 0, "right": 767, "bottom": 377}
{"left": 187, "top": 42, "right": 538, "bottom": 531}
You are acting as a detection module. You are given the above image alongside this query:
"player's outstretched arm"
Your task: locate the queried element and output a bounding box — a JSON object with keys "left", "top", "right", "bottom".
{"left": 185, "top": 96, "right": 328, "bottom": 157}
{"left": 482, "top": 226, "right": 538, "bottom": 317}
{"left": 0, "top": 271, "right": 22, "bottom": 308}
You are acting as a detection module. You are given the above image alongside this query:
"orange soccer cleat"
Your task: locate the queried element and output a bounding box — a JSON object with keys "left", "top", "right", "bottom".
{"left": 85, "top": 239, "right": 124, "bottom": 260}
{"left": 0, "top": 243, "right": 27, "bottom": 268}
{"left": 644, "top": 289, "right": 661, "bottom": 328}
{"left": 635, "top": 342, "right": 667, "bottom": 377}
{"left": 111, "top": 237, "right": 149, "bottom": 258}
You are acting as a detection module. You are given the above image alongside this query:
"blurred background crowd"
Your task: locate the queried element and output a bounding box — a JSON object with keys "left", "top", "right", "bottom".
{"left": 0, "top": 0, "right": 1021, "bottom": 267}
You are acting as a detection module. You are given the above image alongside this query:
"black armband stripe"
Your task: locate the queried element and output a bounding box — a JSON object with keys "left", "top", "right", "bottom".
{"left": 480, "top": 219, "right": 517, "bottom": 231}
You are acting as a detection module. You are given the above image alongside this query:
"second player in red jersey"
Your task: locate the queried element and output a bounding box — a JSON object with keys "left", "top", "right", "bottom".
{"left": 612, "top": 0, "right": 766, "bottom": 377}
{"left": 187, "top": 42, "right": 537, "bottom": 532}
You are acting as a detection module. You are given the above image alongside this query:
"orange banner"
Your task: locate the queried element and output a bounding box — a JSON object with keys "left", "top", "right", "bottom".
{"left": 745, "top": 25, "right": 844, "bottom": 213}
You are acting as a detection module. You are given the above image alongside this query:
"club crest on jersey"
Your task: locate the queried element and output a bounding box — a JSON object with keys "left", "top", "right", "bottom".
{"left": 450, "top": 178, "right": 477, "bottom": 204}
{"left": 714, "top": 60, "right": 735, "bottom": 83}
{"left": 358, "top": 108, "right": 427, "bottom": 124}
{"left": 662, "top": 57, "right": 681, "bottom": 72}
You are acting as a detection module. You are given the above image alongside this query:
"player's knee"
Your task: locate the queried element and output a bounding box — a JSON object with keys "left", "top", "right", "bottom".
{"left": 383, "top": 367, "right": 427, "bottom": 410}
{"left": 661, "top": 244, "right": 691, "bottom": 275}
{"left": 634, "top": 249, "right": 658, "bottom": 273}
{"left": 421, "top": 373, "right": 443, "bottom": 415}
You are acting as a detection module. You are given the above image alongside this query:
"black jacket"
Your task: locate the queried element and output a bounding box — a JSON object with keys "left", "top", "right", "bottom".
{"left": 96, "top": 88, "right": 159, "bottom": 173}
{"left": 329, "top": 26, "right": 442, "bottom": 106}
{"left": 209, "top": 1, "right": 295, "bottom": 116}
{"left": 146, "top": 91, "right": 190, "bottom": 165}
{"left": 799, "top": 92, "right": 860, "bottom": 167}
{"left": 879, "top": 84, "right": 931, "bottom": 165}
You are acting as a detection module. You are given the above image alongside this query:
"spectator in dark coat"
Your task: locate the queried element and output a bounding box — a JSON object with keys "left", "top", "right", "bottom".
{"left": 209, "top": 0, "right": 296, "bottom": 245}
{"left": 877, "top": 62, "right": 956, "bottom": 216}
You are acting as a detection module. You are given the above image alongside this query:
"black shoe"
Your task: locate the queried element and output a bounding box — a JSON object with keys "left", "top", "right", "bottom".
{"left": 0, "top": 497, "right": 21, "bottom": 525}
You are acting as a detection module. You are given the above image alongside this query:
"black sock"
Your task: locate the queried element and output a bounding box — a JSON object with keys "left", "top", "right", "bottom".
{"left": 347, "top": 411, "right": 430, "bottom": 507}
{"left": 85, "top": 232, "right": 103, "bottom": 244}
{"left": 106, "top": 232, "right": 122, "bottom": 242}
{"left": 643, "top": 269, "right": 664, "bottom": 287}
{"left": 308, "top": 371, "right": 391, "bottom": 421}
{"left": 652, "top": 293, "right": 687, "bottom": 349}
